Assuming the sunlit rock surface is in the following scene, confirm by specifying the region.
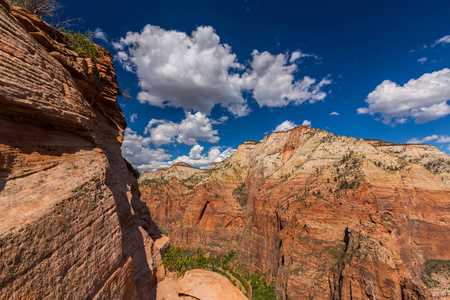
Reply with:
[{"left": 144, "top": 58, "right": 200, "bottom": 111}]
[
  {"left": 140, "top": 126, "right": 450, "bottom": 299},
  {"left": 0, "top": 3, "right": 168, "bottom": 299}
]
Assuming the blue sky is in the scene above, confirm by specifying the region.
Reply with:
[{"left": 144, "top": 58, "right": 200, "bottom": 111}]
[{"left": 58, "top": 0, "right": 450, "bottom": 170}]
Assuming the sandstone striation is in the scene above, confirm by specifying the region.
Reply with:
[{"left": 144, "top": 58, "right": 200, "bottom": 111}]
[
  {"left": 140, "top": 126, "right": 450, "bottom": 299},
  {"left": 0, "top": 4, "right": 168, "bottom": 299}
]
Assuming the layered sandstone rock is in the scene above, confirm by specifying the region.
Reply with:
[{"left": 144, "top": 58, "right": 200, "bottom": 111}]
[
  {"left": 162, "top": 269, "right": 248, "bottom": 300},
  {"left": 140, "top": 126, "right": 450, "bottom": 300},
  {"left": 0, "top": 4, "right": 168, "bottom": 299}
]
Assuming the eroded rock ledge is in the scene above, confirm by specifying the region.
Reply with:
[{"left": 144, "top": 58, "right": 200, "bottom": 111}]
[{"left": 0, "top": 3, "right": 168, "bottom": 299}]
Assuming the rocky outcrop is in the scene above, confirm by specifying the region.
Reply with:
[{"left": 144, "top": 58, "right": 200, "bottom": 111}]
[
  {"left": 140, "top": 162, "right": 206, "bottom": 183},
  {"left": 140, "top": 126, "right": 450, "bottom": 299},
  {"left": 163, "top": 269, "right": 248, "bottom": 300},
  {"left": 0, "top": 4, "right": 168, "bottom": 299}
]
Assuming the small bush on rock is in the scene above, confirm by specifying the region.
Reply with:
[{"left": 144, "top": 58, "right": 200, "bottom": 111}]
[{"left": 63, "top": 29, "right": 103, "bottom": 61}]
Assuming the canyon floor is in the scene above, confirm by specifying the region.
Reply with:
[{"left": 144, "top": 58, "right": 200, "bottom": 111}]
[{"left": 1, "top": 1, "right": 449, "bottom": 299}]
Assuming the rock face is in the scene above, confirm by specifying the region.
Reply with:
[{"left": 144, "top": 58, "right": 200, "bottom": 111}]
[
  {"left": 163, "top": 269, "right": 248, "bottom": 300},
  {"left": 140, "top": 126, "right": 450, "bottom": 300},
  {"left": 0, "top": 4, "right": 168, "bottom": 299}
]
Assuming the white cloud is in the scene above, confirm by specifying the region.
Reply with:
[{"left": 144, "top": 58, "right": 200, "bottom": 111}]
[
  {"left": 121, "top": 128, "right": 170, "bottom": 167},
  {"left": 240, "top": 50, "right": 331, "bottom": 108},
  {"left": 357, "top": 68, "right": 450, "bottom": 124},
  {"left": 114, "top": 51, "right": 132, "bottom": 71},
  {"left": 407, "top": 135, "right": 439, "bottom": 144},
  {"left": 330, "top": 111, "right": 339, "bottom": 116},
  {"left": 417, "top": 57, "right": 427, "bottom": 64},
  {"left": 289, "top": 51, "right": 318, "bottom": 63},
  {"left": 216, "top": 116, "right": 229, "bottom": 123},
  {"left": 115, "top": 25, "right": 248, "bottom": 116},
  {"left": 130, "top": 113, "right": 137, "bottom": 123},
  {"left": 144, "top": 111, "right": 220, "bottom": 146},
  {"left": 121, "top": 128, "right": 235, "bottom": 171},
  {"left": 93, "top": 28, "right": 108, "bottom": 43},
  {"left": 170, "top": 145, "right": 236, "bottom": 169},
  {"left": 273, "top": 120, "right": 297, "bottom": 132},
  {"left": 407, "top": 134, "right": 450, "bottom": 144},
  {"left": 302, "top": 120, "right": 311, "bottom": 126},
  {"left": 115, "top": 25, "right": 331, "bottom": 116},
  {"left": 437, "top": 136, "right": 450, "bottom": 143},
  {"left": 433, "top": 35, "right": 450, "bottom": 46}
]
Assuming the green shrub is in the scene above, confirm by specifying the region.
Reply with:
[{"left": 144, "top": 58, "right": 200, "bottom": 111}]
[
  {"left": 231, "top": 269, "right": 249, "bottom": 291},
  {"left": 163, "top": 247, "right": 210, "bottom": 276},
  {"left": 63, "top": 30, "right": 103, "bottom": 61},
  {"left": 233, "top": 183, "right": 246, "bottom": 196},
  {"left": 162, "top": 247, "right": 277, "bottom": 299},
  {"left": 248, "top": 273, "right": 277, "bottom": 300}
]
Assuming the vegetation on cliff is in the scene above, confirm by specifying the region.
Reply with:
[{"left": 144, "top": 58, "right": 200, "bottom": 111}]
[
  {"left": 8, "top": 0, "right": 102, "bottom": 61},
  {"left": 421, "top": 259, "right": 450, "bottom": 289},
  {"left": 163, "top": 247, "right": 276, "bottom": 299},
  {"left": 62, "top": 29, "right": 103, "bottom": 61}
]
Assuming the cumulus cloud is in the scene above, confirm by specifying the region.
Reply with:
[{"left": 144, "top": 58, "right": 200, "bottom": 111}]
[
  {"left": 273, "top": 120, "right": 297, "bottom": 132},
  {"left": 330, "top": 111, "right": 339, "bottom": 116},
  {"left": 93, "top": 28, "right": 108, "bottom": 43},
  {"left": 357, "top": 68, "right": 450, "bottom": 124},
  {"left": 115, "top": 25, "right": 247, "bottom": 116},
  {"left": 302, "top": 120, "right": 311, "bottom": 126},
  {"left": 433, "top": 35, "right": 450, "bottom": 46},
  {"left": 417, "top": 57, "right": 427, "bottom": 64},
  {"left": 121, "top": 128, "right": 235, "bottom": 171},
  {"left": 240, "top": 50, "right": 331, "bottom": 108},
  {"left": 130, "top": 113, "right": 137, "bottom": 123},
  {"left": 169, "top": 145, "right": 236, "bottom": 169},
  {"left": 121, "top": 128, "right": 170, "bottom": 167},
  {"left": 144, "top": 112, "right": 220, "bottom": 146},
  {"left": 407, "top": 134, "right": 450, "bottom": 144},
  {"left": 115, "top": 25, "right": 331, "bottom": 116}
]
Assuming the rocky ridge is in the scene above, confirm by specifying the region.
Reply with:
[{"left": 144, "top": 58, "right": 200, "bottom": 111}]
[
  {"left": 140, "top": 126, "right": 450, "bottom": 299},
  {"left": 0, "top": 2, "right": 168, "bottom": 299}
]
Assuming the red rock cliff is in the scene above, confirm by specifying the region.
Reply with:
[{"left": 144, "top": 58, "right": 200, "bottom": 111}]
[
  {"left": 140, "top": 126, "right": 450, "bottom": 300},
  {"left": 0, "top": 2, "right": 168, "bottom": 299}
]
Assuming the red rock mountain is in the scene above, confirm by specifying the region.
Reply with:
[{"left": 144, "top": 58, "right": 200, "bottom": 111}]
[
  {"left": 0, "top": 2, "right": 168, "bottom": 299},
  {"left": 140, "top": 126, "right": 450, "bottom": 299},
  {"left": 1, "top": 2, "right": 449, "bottom": 299}
]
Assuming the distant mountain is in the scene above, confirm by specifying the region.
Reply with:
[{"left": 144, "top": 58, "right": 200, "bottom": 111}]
[{"left": 140, "top": 125, "right": 450, "bottom": 299}]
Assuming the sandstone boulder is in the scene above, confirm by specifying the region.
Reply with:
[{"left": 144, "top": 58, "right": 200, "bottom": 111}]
[{"left": 163, "top": 269, "right": 248, "bottom": 300}]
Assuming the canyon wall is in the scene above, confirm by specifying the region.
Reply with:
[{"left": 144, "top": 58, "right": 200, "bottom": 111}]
[
  {"left": 0, "top": 2, "right": 168, "bottom": 299},
  {"left": 140, "top": 126, "right": 450, "bottom": 300}
]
